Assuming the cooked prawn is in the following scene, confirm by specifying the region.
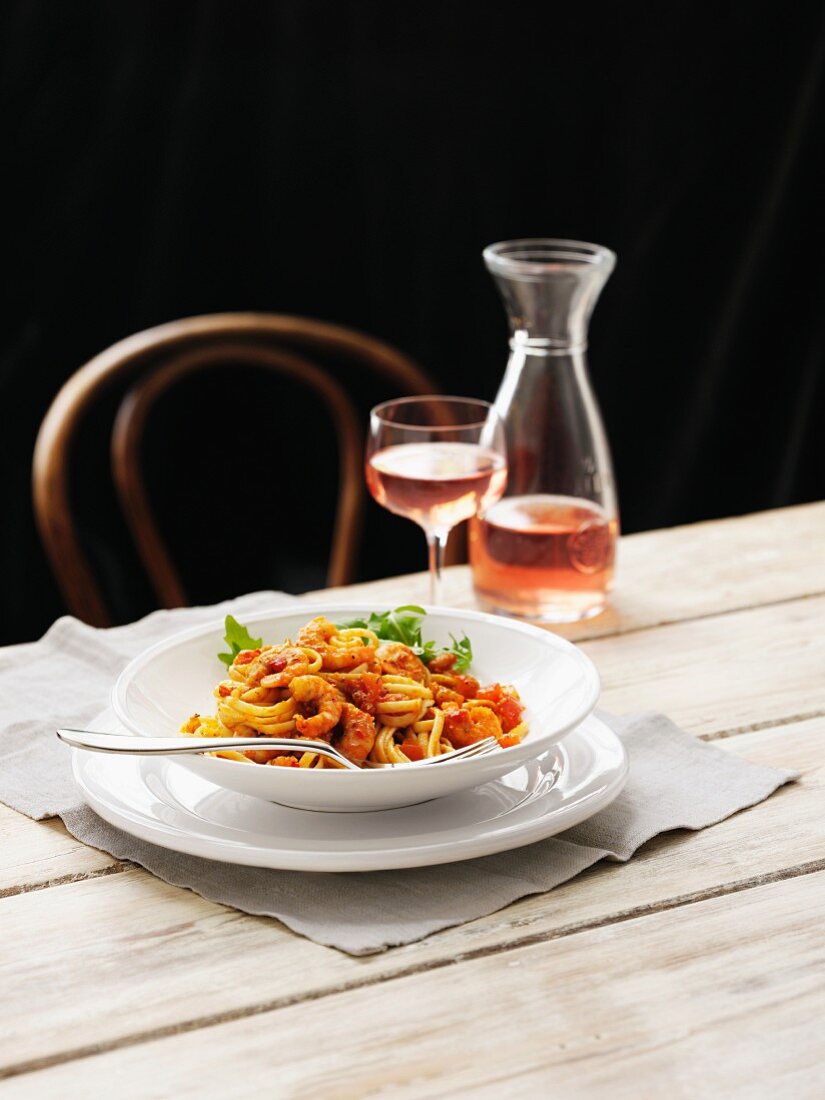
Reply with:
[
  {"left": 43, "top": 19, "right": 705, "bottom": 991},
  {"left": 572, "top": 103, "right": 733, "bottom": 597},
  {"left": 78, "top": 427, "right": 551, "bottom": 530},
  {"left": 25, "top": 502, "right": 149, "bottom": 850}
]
[
  {"left": 258, "top": 646, "right": 321, "bottom": 688},
  {"left": 320, "top": 645, "right": 377, "bottom": 671},
  {"left": 295, "top": 616, "right": 338, "bottom": 649},
  {"left": 230, "top": 646, "right": 273, "bottom": 684},
  {"left": 335, "top": 702, "right": 376, "bottom": 763},
  {"left": 290, "top": 675, "right": 344, "bottom": 738},
  {"left": 295, "top": 615, "right": 376, "bottom": 671},
  {"left": 376, "top": 643, "right": 430, "bottom": 684},
  {"left": 442, "top": 703, "right": 502, "bottom": 748}
]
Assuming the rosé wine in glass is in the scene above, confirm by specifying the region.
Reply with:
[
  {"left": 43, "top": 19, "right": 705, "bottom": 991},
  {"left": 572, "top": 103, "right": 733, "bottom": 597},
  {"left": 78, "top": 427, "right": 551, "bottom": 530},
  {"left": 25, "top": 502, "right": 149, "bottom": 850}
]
[
  {"left": 366, "top": 398, "right": 507, "bottom": 604},
  {"left": 366, "top": 442, "right": 507, "bottom": 532}
]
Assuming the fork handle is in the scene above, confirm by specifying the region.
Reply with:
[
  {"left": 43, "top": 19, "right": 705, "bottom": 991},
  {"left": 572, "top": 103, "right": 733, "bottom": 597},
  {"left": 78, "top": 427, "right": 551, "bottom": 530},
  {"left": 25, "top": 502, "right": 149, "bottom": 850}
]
[{"left": 57, "top": 729, "right": 340, "bottom": 757}]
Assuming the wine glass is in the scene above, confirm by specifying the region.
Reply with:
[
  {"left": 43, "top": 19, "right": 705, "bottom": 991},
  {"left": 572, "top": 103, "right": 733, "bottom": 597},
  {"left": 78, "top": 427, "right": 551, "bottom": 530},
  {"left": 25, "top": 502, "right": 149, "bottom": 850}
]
[{"left": 366, "top": 396, "right": 508, "bottom": 604}]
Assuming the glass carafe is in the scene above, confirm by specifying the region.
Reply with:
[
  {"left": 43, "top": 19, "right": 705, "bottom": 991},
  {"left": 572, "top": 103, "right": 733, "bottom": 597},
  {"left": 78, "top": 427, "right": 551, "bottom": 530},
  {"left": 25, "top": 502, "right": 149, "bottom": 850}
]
[{"left": 469, "top": 238, "right": 619, "bottom": 622}]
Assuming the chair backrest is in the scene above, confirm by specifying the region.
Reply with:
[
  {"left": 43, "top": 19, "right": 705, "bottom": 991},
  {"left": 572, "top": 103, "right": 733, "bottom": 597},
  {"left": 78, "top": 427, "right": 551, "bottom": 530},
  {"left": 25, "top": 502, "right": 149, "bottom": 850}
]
[{"left": 33, "top": 312, "right": 436, "bottom": 626}]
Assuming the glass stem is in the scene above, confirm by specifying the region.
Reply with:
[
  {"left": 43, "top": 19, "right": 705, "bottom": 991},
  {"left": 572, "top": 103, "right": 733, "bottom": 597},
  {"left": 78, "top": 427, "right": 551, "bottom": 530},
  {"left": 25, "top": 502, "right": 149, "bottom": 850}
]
[{"left": 426, "top": 530, "right": 449, "bottom": 605}]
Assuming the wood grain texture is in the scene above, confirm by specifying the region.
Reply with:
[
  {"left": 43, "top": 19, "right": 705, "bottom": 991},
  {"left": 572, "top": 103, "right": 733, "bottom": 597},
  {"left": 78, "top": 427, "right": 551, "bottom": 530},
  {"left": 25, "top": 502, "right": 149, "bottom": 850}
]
[
  {"left": 313, "top": 500, "right": 825, "bottom": 642},
  {"left": 7, "top": 870, "right": 824, "bottom": 1098},
  {"left": 3, "top": 504, "right": 825, "bottom": 1091},
  {"left": 0, "top": 719, "right": 820, "bottom": 1077},
  {"left": 0, "top": 804, "right": 118, "bottom": 895},
  {"left": 588, "top": 595, "right": 825, "bottom": 737}
]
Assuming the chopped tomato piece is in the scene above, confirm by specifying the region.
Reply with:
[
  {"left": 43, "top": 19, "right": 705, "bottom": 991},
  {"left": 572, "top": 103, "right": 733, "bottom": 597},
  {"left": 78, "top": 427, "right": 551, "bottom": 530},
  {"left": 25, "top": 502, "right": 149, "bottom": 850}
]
[
  {"left": 343, "top": 673, "right": 385, "bottom": 716},
  {"left": 217, "top": 683, "right": 232, "bottom": 698},
  {"left": 497, "top": 697, "right": 524, "bottom": 733},
  {"left": 476, "top": 683, "right": 504, "bottom": 703},
  {"left": 498, "top": 734, "right": 521, "bottom": 749},
  {"left": 400, "top": 742, "right": 425, "bottom": 761}
]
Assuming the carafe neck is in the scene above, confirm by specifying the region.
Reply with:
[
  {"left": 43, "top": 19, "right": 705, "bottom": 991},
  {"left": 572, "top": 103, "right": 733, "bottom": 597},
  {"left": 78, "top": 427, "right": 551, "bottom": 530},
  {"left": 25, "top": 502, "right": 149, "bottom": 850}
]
[
  {"left": 484, "top": 238, "right": 615, "bottom": 353},
  {"left": 509, "top": 334, "right": 588, "bottom": 356},
  {"left": 495, "top": 341, "right": 589, "bottom": 421}
]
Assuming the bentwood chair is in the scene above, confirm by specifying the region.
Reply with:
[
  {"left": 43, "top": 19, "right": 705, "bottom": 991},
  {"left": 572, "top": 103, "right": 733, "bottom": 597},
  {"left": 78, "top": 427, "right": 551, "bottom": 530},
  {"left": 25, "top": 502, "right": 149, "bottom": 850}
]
[{"left": 33, "top": 313, "right": 437, "bottom": 627}]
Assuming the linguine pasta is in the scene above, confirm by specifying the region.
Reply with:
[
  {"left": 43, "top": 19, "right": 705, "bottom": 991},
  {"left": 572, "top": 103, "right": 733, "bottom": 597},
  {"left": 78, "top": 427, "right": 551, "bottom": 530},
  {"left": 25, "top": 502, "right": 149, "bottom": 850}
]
[{"left": 181, "top": 615, "right": 527, "bottom": 768}]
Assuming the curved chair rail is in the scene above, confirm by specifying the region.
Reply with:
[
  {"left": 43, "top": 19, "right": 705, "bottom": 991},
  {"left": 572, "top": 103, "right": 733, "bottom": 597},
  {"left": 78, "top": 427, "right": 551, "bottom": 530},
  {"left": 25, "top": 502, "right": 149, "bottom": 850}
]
[{"left": 33, "top": 313, "right": 435, "bottom": 625}]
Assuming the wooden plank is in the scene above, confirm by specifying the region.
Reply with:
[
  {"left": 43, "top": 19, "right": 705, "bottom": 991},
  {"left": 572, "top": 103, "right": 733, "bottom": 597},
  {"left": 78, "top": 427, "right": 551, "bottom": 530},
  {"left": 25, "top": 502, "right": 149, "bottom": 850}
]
[
  {"left": 7, "top": 869, "right": 824, "bottom": 1098},
  {"left": 588, "top": 594, "right": 825, "bottom": 737},
  {"left": 0, "top": 717, "right": 820, "bottom": 1077},
  {"left": 310, "top": 501, "right": 825, "bottom": 642},
  {"left": 0, "top": 804, "right": 119, "bottom": 896}
]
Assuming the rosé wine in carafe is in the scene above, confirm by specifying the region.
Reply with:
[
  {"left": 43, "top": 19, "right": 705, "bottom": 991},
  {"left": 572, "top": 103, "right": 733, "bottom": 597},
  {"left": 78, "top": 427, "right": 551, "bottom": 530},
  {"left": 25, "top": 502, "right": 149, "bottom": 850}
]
[{"left": 470, "top": 239, "right": 619, "bottom": 622}]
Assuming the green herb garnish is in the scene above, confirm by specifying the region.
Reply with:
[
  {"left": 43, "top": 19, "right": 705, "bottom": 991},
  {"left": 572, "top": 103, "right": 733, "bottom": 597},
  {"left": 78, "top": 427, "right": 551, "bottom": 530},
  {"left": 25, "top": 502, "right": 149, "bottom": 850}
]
[
  {"left": 217, "top": 607, "right": 473, "bottom": 672},
  {"left": 337, "top": 605, "right": 473, "bottom": 672},
  {"left": 444, "top": 631, "right": 473, "bottom": 673},
  {"left": 218, "top": 615, "right": 263, "bottom": 667}
]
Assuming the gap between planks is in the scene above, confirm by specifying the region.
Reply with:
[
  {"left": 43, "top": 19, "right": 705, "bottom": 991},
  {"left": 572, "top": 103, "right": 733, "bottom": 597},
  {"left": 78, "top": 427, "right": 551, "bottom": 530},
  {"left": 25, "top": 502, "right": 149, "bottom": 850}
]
[
  {"left": 0, "top": 861, "right": 130, "bottom": 901},
  {"left": 2, "top": 855, "right": 823, "bottom": 1083},
  {"left": 699, "top": 707, "right": 825, "bottom": 741}
]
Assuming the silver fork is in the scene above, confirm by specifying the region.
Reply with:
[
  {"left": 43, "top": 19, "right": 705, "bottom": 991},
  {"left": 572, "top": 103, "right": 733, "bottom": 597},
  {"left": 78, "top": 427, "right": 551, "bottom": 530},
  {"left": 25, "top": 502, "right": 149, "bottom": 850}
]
[
  {"left": 56, "top": 729, "right": 361, "bottom": 770},
  {"left": 56, "top": 729, "right": 499, "bottom": 770}
]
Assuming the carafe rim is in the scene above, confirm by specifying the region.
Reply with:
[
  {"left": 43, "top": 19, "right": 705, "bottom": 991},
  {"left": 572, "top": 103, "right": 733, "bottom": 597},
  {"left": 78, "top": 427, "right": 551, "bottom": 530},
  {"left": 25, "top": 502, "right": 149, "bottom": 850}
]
[{"left": 484, "top": 238, "right": 616, "bottom": 279}]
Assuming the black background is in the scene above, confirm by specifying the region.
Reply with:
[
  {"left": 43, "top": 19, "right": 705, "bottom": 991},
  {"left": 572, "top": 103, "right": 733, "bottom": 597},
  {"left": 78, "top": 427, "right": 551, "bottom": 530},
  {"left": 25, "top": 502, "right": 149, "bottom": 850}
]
[{"left": 3, "top": 1, "right": 824, "bottom": 644}]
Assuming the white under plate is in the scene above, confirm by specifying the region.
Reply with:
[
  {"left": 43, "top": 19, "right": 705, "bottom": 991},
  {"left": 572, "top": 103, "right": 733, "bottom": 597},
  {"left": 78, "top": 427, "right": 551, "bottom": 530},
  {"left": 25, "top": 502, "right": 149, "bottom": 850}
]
[{"left": 72, "top": 714, "right": 627, "bottom": 872}]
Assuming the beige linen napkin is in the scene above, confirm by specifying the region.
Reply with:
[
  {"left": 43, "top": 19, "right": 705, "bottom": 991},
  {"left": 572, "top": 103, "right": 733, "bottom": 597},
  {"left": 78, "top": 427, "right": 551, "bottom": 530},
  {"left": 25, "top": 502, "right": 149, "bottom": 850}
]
[{"left": 0, "top": 594, "right": 795, "bottom": 956}]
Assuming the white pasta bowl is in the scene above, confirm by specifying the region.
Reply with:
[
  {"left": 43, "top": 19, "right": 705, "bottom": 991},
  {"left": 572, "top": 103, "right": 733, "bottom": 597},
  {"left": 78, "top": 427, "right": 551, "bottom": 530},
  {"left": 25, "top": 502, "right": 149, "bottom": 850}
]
[{"left": 112, "top": 604, "right": 601, "bottom": 812}]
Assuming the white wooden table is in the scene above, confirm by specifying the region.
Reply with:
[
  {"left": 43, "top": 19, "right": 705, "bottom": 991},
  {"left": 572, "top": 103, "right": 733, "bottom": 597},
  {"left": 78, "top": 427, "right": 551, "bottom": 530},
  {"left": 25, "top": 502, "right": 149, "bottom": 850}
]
[{"left": 2, "top": 503, "right": 825, "bottom": 1097}]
